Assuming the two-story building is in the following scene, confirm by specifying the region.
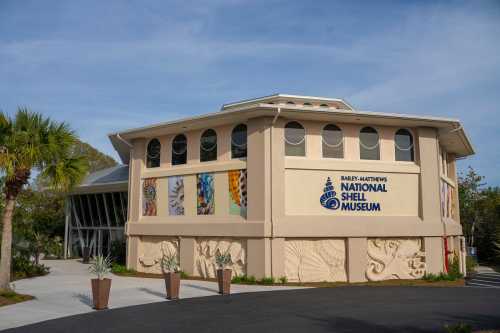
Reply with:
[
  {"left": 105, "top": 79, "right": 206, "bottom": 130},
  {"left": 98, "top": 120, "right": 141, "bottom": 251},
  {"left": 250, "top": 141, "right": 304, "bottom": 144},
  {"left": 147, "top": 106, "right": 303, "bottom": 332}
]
[{"left": 102, "top": 94, "right": 473, "bottom": 283}]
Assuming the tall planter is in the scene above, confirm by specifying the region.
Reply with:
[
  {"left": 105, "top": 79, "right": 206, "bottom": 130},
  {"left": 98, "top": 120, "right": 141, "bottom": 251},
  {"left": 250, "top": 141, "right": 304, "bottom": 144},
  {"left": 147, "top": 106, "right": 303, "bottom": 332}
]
[
  {"left": 82, "top": 247, "right": 90, "bottom": 264},
  {"left": 164, "top": 272, "right": 181, "bottom": 300},
  {"left": 217, "top": 269, "right": 232, "bottom": 295},
  {"left": 91, "top": 278, "right": 111, "bottom": 310}
]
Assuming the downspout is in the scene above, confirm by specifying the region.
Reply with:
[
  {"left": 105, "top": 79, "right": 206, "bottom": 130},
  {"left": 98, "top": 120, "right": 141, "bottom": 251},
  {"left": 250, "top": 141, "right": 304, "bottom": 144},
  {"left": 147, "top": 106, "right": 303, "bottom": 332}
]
[
  {"left": 116, "top": 133, "right": 134, "bottom": 267},
  {"left": 270, "top": 107, "right": 281, "bottom": 277}
]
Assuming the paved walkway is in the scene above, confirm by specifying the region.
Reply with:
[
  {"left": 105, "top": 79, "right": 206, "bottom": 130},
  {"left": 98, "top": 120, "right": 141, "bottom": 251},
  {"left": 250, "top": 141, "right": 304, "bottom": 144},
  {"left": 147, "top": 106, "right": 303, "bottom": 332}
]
[
  {"left": 4, "top": 286, "right": 500, "bottom": 333},
  {"left": 466, "top": 265, "right": 500, "bottom": 288},
  {"left": 0, "top": 260, "right": 302, "bottom": 331}
]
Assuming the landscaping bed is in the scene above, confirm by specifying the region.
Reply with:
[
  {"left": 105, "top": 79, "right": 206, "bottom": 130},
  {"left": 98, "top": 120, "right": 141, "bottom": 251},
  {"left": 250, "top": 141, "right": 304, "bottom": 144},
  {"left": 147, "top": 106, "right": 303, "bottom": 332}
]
[
  {"left": 111, "top": 264, "right": 465, "bottom": 287},
  {"left": 0, "top": 290, "right": 34, "bottom": 307}
]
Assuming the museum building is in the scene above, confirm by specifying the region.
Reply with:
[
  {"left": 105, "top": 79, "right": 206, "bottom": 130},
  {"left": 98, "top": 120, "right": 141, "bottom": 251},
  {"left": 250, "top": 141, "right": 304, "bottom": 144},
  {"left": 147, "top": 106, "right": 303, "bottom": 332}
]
[{"left": 102, "top": 94, "right": 474, "bottom": 282}]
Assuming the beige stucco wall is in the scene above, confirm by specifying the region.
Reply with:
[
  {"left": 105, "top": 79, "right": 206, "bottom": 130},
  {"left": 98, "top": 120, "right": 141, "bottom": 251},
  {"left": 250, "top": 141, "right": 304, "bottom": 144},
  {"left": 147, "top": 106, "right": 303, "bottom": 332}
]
[
  {"left": 285, "top": 170, "right": 419, "bottom": 216},
  {"left": 124, "top": 113, "right": 463, "bottom": 280}
]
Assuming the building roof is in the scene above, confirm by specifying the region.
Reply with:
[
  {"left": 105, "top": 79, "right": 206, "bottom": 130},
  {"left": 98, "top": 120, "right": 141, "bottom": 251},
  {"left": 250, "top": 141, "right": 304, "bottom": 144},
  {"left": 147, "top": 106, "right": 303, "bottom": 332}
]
[
  {"left": 71, "top": 165, "right": 129, "bottom": 194},
  {"left": 108, "top": 94, "right": 475, "bottom": 164},
  {"left": 221, "top": 94, "right": 355, "bottom": 111}
]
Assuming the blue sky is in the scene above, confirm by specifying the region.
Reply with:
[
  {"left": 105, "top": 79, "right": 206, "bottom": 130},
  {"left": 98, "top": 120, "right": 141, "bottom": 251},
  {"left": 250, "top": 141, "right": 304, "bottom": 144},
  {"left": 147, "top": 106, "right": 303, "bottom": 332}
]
[{"left": 1, "top": 0, "right": 499, "bottom": 185}]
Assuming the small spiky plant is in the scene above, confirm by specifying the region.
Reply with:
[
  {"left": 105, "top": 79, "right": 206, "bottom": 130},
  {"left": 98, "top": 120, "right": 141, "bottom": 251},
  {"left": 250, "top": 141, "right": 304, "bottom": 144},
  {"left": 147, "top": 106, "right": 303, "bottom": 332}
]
[
  {"left": 215, "top": 250, "right": 231, "bottom": 270},
  {"left": 161, "top": 252, "right": 179, "bottom": 273},
  {"left": 89, "top": 255, "right": 112, "bottom": 280}
]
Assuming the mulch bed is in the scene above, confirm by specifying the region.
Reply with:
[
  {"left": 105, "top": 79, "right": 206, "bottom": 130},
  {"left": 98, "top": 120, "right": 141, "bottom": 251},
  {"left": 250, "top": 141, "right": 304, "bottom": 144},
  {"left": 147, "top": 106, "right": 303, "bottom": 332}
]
[{"left": 0, "top": 291, "right": 34, "bottom": 307}]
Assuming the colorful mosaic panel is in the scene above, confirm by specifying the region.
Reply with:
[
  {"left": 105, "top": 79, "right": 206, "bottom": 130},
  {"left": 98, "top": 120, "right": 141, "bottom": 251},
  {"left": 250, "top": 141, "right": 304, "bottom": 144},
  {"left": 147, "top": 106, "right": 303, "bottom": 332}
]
[
  {"left": 143, "top": 178, "right": 157, "bottom": 216},
  {"left": 168, "top": 176, "right": 185, "bottom": 216},
  {"left": 228, "top": 169, "right": 247, "bottom": 217},
  {"left": 197, "top": 173, "right": 215, "bottom": 215}
]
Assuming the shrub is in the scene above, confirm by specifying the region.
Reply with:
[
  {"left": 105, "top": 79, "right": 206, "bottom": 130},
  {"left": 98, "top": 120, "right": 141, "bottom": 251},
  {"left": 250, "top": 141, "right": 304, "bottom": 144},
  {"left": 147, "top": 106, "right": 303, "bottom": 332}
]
[
  {"left": 258, "top": 277, "right": 275, "bottom": 285},
  {"left": 11, "top": 255, "right": 50, "bottom": 280},
  {"left": 111, "top": 263, "right": 136, "bottom": 275},
  {"left": 465, "top": 256, "right": 477, "bottom": 274},
  {"left": 110, "top": 240, "right": 126, "bottom": 265},
  {"left": 231, "top": 275, "right": 257, "bottom": 284},
  {"left": 279, "top": 276, "right": 288, "bottom": 284},
  {"left": 180, "top": 271, "right": 189, "bottom": 279},
  {"left": 448, "top": 254, "right": 463, "bottom": 280}
]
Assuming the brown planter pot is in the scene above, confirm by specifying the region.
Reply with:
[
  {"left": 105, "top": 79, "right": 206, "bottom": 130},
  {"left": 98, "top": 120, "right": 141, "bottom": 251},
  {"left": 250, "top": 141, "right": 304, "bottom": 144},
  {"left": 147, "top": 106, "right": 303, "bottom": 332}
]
[
  {"left": 164, "top": 272, "right": 181, "bottom": 300},
  {"left": 82, "top": 247, "right": 90, "bottom": 264},
  {"left": 91, "top": 278, "right": 111, "bottom": 310},
  {"left": 217, "top": 269, "right": 232, "bottom": 295}
]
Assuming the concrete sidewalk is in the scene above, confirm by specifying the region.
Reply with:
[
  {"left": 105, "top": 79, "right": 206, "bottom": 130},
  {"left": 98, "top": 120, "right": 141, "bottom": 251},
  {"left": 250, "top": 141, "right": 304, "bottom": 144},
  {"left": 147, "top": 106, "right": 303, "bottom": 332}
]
[{"left": 0, "top": 260, "right": 302, "bottom": 331}]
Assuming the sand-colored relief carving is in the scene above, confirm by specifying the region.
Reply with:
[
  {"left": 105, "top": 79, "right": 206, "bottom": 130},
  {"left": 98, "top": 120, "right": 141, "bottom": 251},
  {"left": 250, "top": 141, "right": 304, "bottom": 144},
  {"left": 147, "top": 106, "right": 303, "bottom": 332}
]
[
  {"left": 285, "top": 239, "right": 347, "bottom": 282},
  {"left": 366, "top": 238, "right": 426, "bottom": 281},
  {"left": 137, "top": 236, "right": 179, "bottom": 274},
  {"left": 194, "top": 238, "right": 246, "bottom": 278}
]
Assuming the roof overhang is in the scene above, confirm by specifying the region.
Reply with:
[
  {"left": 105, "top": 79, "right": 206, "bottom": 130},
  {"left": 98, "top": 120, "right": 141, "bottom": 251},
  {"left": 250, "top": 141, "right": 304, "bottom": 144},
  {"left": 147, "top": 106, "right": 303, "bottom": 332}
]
[{"left": 109, "top": 103, "right": 474, "bottom": 164}]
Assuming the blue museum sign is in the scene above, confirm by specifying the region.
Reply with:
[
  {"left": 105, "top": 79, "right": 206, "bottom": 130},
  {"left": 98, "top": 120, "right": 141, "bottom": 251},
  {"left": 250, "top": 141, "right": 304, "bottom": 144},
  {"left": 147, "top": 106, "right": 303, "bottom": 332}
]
[{"left": 320, "top": 176, "right": 387, "bottom": 212}]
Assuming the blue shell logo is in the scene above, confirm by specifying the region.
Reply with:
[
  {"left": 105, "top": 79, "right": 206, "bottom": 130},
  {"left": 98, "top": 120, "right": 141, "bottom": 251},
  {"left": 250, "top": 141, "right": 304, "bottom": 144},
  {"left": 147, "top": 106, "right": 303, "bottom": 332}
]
[{"left": 320, "top": 177, "right": 340, "bottom": 210}]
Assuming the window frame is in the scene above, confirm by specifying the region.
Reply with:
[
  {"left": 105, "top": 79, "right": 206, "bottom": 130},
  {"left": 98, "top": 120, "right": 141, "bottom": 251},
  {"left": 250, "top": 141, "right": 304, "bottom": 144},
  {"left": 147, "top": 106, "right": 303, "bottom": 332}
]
[
  {"left": 231, "top": 123, "right": 247, "bottom": 159},
  {"left": 284, "top": 121, "right": 307, "bottom": 157},
  {"left": 321, "top": 123, "right": 344, "bottom": 159},
  {"left": 359, "top": 126, "right": 380, "bottom": 161},
  {"left": 171, "top": 133, "right": 188, "bottom": 166},
  {"left": 394, "top": 128, "right": 415, "bottom": 162},
  {"left": 199, "top": 128, "right": 218, "bottom": 162},
  {"left": 145, "top": 138, "right": 161, "bottom": 168}
]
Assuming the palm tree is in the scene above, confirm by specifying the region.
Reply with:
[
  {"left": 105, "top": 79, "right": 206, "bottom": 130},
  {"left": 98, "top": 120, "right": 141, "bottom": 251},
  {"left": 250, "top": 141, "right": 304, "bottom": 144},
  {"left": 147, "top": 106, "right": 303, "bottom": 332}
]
[{"left": 0, "top": 108, "right": 88, "bottom": 291}]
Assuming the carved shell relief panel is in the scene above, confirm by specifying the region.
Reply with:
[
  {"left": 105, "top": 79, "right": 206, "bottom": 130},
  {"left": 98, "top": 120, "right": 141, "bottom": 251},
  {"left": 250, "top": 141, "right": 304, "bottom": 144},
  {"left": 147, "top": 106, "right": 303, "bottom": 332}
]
[
  {"left": 285, "top": 239, "right": 347, "bottom": 282},
  {"left": 194, "top": 238, "right": 246, "bottom": 278},
  {"left": 138, "top": 236, "right": 179, "bottom": 274},
  {"left": 366, "top": 238, "right": 426, "bottom": 281}
]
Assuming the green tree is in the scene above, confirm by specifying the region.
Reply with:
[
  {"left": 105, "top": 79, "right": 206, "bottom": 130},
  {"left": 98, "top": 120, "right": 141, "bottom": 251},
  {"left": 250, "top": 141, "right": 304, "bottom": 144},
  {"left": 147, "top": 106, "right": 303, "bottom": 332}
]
[
  {"left": 459, "top": 167, "right": 500, "bottom": 264},
  {"left": 474, "top": 187, "right": 500, "bottom": 263},
  {"left": 458, "top": 167, "right": 485, "bottom": 247},
  {"left": 34, "top": 139, "right": 116, "bottom": 190},
  {"left": 0, "top": 108, "right": 88, "bottom": 291},
  {"left": 73, "top": 140, "right": 117, "bottom": 173}
]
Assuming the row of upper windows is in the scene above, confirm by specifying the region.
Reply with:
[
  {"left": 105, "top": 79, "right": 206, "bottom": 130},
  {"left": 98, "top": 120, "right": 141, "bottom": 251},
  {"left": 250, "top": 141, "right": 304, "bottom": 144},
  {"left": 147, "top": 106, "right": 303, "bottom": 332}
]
[
  {"left": 284, "top": 121, "right": 414, "bottom": 161},
  {"left": 145, "top": 122, "right": 415, "bottom": 168},
  {"left": 146, "top": 124, "right": 247, "bottom": 168}
]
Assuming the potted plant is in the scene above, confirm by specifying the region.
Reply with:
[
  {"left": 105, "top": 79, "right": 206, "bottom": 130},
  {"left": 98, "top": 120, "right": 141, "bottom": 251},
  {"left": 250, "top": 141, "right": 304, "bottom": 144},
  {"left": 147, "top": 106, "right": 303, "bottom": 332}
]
[
  {"left": 161, "top": 252, "right": 180, "bottom": 300},
  {"left": 215, "top": 251, "right": 232, "bottom": 295},
  {"left": 89, "top": 255, "right": 112, "bottom": 310}
]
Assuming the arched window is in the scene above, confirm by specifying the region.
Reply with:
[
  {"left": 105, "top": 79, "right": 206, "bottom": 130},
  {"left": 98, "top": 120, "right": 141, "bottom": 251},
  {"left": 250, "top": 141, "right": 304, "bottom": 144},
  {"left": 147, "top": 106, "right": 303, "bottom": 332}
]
[
  {"left": 320, "top": 103, "right": 329, "bottom": 107},
  {"left": 171, "top": 134, "right": 187, "bottom": 165},
  {"left": 395, "top": 129, "right": 414, "bottom": 161},
  {"left": 231, "top": 124, "right": 247, "bottom": 159},
  {"left": 285, "top": 121, "right": 306, "bottom": 156},
  {"left": 359, "top": 127, "right": 380, "bottom": 160},
  {"left": 286, "top": 101, "right": 295, "bottom": 105},
  {"left": 303, "top": 102, "right": 312, "bottom": 106},
  {"left": 146, "top": 138, "right": 161, "bottom": 168},
  {"left": 200, "top": 129, "right": 217, "bottom": 162},
  {"left": 322, "top": 124, "right": 344, "bottom": 158}
]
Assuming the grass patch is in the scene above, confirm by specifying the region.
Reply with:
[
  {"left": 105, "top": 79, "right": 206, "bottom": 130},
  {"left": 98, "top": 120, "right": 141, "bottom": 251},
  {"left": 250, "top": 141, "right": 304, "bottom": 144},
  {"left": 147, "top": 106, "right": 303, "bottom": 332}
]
[{"left": 0, "top": 290, "right": 34, "bottom": 307}]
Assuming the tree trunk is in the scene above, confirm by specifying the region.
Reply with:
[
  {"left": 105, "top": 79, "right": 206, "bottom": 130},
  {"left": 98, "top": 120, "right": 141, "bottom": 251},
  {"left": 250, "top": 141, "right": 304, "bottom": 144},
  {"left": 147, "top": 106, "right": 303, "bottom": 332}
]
[{"left": 0, "top": 198, "right": 16, "bottom": 291}]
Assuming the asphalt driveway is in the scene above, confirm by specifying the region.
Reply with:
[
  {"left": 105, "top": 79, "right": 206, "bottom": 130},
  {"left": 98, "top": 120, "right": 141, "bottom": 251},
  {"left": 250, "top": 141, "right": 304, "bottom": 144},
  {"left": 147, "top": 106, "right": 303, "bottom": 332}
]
[{"left": 5, "top": 286, "right": 500, "bottom": 333}]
